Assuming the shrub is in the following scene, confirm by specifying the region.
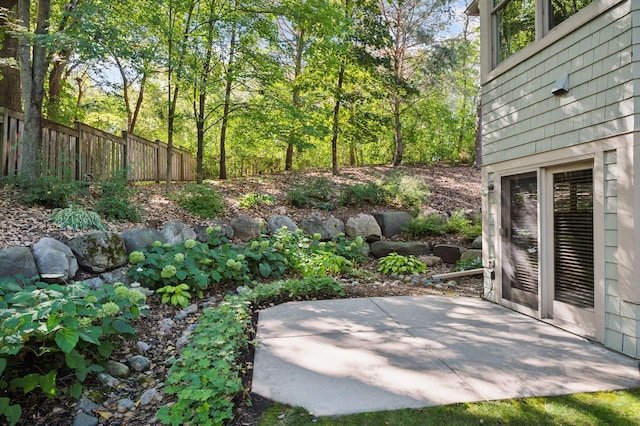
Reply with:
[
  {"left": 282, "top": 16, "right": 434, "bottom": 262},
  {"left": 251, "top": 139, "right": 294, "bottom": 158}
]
[
  {"left": 402, "top": 215, "right": 447, "bottom": 237},
  {"left": 446, "top": 210, "right": 482, "bottom": 241},
  {"left": 285, "top": 177, "right": 336, "bottom": 209},
  {"left": 9, "top": 174, "right": 80, "bottom": 209},
  {"left": 50, "top": 205, "right": 109, "bottom": 231},
  {"left": 95, "top": 171, "right": 142, "bottom": 222},
  {"left": 382, "top": 172, "right": 430, "bottom": 215},
  {"left": 338, "top": 182, "right": 387, "bottom": 206},
  {"left": 455, "top": 257, "right": 483, "bottom": 271},
  {"left": 377, "top": 252, "right": 426, "bottom": 275},
  {"left": 171, "top": 183, "right": 224, "bottom": 218},
  {"left": 238, "top": 193, "right": 274, "bottom": 209},
  {"left": 0, "top": 280, "right": 144, "bottom": 426}
]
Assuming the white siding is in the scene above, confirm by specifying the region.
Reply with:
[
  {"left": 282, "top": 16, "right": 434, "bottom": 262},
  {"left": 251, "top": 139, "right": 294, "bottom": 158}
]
[{"left": 481, "top": 3, "right": 633, "bottom": 166}]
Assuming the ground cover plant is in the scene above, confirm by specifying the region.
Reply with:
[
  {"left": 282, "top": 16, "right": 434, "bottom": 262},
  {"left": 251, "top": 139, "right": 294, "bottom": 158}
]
[
  {"left": 50, "top": 204, "right": 109, "bottom": 231},
  {"left": 0, "top": 280, "right": 146, "bottom": 426},
  {"left": 403, "top": 209, "right": 481, "bottom": 240},
  {"left": 170, "top": 183, "right": 224, "bottom": 218},
  {"left": 258, "top": 389, "right": 640, "bottom": 425}
]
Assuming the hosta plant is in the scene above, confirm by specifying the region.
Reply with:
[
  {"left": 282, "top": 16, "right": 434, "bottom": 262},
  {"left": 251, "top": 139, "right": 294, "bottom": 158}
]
[
  {"left": 50, "top": 204, "right": 109, "bottom": 231},
  {"left": 377, "top": 252, "right": 427, "bottom": 275}
]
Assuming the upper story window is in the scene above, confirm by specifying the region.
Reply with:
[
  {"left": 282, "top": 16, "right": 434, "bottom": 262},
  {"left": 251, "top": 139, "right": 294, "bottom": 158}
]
[
  {"left": 494, "top": 0, "right": 535, "bottom": 64},
  {"left": 549, "top": 0, "right": 594, "bottom": 29},
  {"left": 492, "top": 0, "right": 595, "bottom": 65}
]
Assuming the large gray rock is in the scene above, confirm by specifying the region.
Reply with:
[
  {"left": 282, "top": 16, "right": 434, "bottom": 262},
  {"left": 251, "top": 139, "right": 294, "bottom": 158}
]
[
  {"left": 161, "top": 221, "right": 197, "bottom": 245},
  {"left": 230, "top": 214, "right": 262, "bottom": 241},
  {"left": 433, "top": 244, "right": 465, "bottom": 264},
  {"left": 346, "top": 214, "right": 382, "bottom": 242},
  {"left": 460, "top": 249, "right": 482, "bottom": 261},
  {"left": 32, "top": 237, "right": 78, "bottom": 281},
  {"left": 268, "top": 215, "right": 298, "bottom": 233},
  {"left": 194, "top": 220, "right": 234, "bottom": 243},
  {"left": 0, "top": 246, "right": 38, "bottom": 281},
  {"left": 373, "top": 211, "right": 412, "bottom": 237},
  {"left": 370, "top": 241, "right": 432, "bottom": 259},
  {"left": 471, "top": 236, "right": 482, "bottom": 249},
  {"left": 300, "top": 215, "right": 345, "bottom": 241},
  {"left": 324, "top": 217, "right": 345, "bottom": 240},
  {"left": 68, "top": 231, "right": 128, "bottom": 273},
  {"left": 121, "top": 228, "right": 166, "bottom": 254}
]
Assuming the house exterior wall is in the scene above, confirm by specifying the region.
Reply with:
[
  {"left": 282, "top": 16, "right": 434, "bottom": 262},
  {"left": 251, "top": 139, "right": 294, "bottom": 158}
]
[{"left": 478, "top": 0, "right": 640, "bottom": 356}]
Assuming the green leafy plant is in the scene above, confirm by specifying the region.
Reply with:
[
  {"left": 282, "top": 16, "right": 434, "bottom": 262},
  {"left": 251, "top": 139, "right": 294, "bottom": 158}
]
[
  {"left": 95, "top": 171, "right": 142, "bottom": 222},
  {"left": 8, "top": 174, "right": 81, "bottom": 209},
  {"left": 157, "top": 284, "right": 192, "bottom": 307},
  {"left": 157, "top": 277, "right": 345, "bottom": 426},
  {"left": 50, "top": 204, "right": 109, "bottom": 231},
  {"left": 377, "top": 252, "right": 427, "bottom": 275},
  {"left": 446, "top": 210, "right": 482, "bottom": 241},
  {"left": 455, "top": 257, "right": 483, "bottom": 271},
  {"left": 171, "top": 183, "right": 224, "bottom": 218},
  {"left": 0, "top": 280, "right": 144, "bottom": 426},
  {"left": 338, "top": 182, "right": 387, "bottom": 206},
  {"left": 382, "top": 172, "right": 430, "bottom": 215},
  {"left": 285, "top": 177, "right": 336, "bottom": 209},
  {"left": 402, "top": 214, "right": 448, "bottom": 237},
  {"left": 238, "top": 193, "right": 274, "bottom": 209}
]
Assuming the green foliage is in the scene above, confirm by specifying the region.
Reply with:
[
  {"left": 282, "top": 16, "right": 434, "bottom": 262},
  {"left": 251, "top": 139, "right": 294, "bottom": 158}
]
[
  {"left": 455, "top": 257, "right": 483, "bottom": 272},
  {"left": 238, "top": 193, "right": 275, "bottom": 209},
  {"left": 94, "top": 172, "right": 142, "bottom": 222},
  {"left": 402, "top": 214, "right": 447, "bottom": 237},
  {"left": 171, "top": 183, "right": 224, "bottom": 218},
  {"left": 382, "top": 172, "right": 430, "bottom": 215},
  {"left": 157, "top": 277, "right": 345, "bottom": 426},
  {"left": 157, "top": 284, "right": 192, "bottom": 307},
  {"left": 243, "top": 238, "right": 288, "bottom": 280},
  {"left": 338, "top": 183, "right": 387, "bottom": 206},
  {"left": 286, "top": 177, "right": 336, "bottom": 209},
  {"left": 50, "top": 205, "right": 109, "bottom": 231},
  {"left": 8, "top": 175, "right": 81, "bottom": 209},
  {"left": 0, "top": 280, "right": 144, "bottom": 425},
  {"left": 403, "top": 210, "right": 481, "bottom": 241},
  {"left": 377, "top": 253, "right": 426, "bottom": 275}
]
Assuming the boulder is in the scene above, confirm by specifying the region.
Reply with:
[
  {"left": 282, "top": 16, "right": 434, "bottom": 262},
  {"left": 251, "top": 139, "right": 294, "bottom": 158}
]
[
  {"left": 460, "top": 249, "right": 482, "bottom": 261},
  {"left": 346, "top": 213, "right": 381, "bottom": 242},
  {"left": 0, "top": 246, "right": 38, "bottom": 281},
  {"left": 268, "top": 215, "right": 298, "bottom": 233},
  {"left": 100, "top": 267, "right": 132, "bottom": 285},
  {"left": 471, "top": 236, "right": 482, "bottom": 249},
  {"left": 194, "top": 220, "right": 234, "bottom": 243},
  {"left": 300, "top": 215, "right": 345, "bottom": 241},
  {"left": 230, "top": 214, "right": 262, "bottom": 241},
  {"left": 418, "top": 255, "right": 443, "bottom": 267},
  {"left": 324, "top": 217, "right": 345, "bottom": 240},
  {"left": 120, "top": 228, "right": 166, "bottom": 254},
  {"left": 373, "top": 211, "right": 412, "bottom": 237},
  {"left": 161, "top": 221, "right": 197, "bottom": 245},
  {"left": 433, "top": 244, "right": 465, "bottom": 264},
  {"left": 32, "top": 237, "right": 79, "bottom": 282},
  {"left": 370, "top": 241, "right": 432, "bottom": 259},
  {"left": 68, "top": 231, "right": 128, "bottom": 273}
]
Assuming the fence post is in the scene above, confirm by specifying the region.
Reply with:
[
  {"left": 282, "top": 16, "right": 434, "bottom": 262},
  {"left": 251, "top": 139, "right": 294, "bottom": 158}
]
[
  {"left": 74, "top": 121, "right": 82, "bottom": 181},
  {"left": 121, "top": 131, "right": 129, "bottom": 181},
  {"left": 0, "top": 107, "right": 6, "bottom": 182},
  {"left": 155, "top": 140, "right": 161, "bottom": 183}
]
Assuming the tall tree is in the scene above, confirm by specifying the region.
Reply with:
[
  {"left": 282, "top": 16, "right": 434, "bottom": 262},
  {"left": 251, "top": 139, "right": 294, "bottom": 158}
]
[
  {"left": 378, "top": 0, "right": 451, "bottom": 166},
  {"left": 17, "top": 0, "right": 51, "bottom": 179},
  {"left": 0, "top": 0, "right": 21, "bottom": 111}
]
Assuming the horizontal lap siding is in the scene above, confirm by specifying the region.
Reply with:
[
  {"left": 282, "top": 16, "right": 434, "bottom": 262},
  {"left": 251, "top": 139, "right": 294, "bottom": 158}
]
[{"left": 481, "top": 3, "right": 632, "bottom": 165}]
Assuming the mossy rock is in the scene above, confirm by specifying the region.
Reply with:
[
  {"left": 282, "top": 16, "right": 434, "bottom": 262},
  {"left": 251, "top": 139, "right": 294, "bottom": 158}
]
[{"left": 68, "top": 231, "right": 128, "bottom": 273}]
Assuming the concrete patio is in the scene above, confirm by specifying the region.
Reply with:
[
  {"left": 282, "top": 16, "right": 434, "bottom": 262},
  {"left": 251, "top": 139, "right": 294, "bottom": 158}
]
[{"left": 252, "top": 296, "right": 640, "bottom": 416}]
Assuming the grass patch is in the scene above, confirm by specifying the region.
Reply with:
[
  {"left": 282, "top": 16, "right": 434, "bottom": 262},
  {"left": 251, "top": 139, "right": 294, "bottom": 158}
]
[{"left": 259, "top": 389, "right": 640, "bottom": 425}]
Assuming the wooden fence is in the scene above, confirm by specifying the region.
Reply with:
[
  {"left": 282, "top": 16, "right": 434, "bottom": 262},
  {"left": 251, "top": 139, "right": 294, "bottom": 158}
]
[{"left": 0, "top": 107, "right": 195, "bottom": 182}]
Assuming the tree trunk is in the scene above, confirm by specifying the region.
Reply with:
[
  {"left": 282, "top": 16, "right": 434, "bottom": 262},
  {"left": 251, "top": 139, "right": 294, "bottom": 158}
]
[
  {"left": 330, "top": 66, "right": 345, "bottom": 175},
  {"left": 392, "top": 98, "right": 403, "bottom": 167},
  {"left": 196, "top": 90, "right": 205, "bottom": 183},
  {"left": 285, "top": 27, "right": 305, "bottom": 172},
  {"left": 0, "top": 0, "right": 21, "bottom": 111},
  {"left": 18, "top": 0, "right": 50, "bottom": 179},
  {"left": 219, "top": 23, "right": 237, "bottom": 180}
]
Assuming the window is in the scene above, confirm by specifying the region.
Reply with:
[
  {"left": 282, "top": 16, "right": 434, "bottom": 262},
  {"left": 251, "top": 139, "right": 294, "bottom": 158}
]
[
  {"left": 492, "top": 0, "right": 596, "bottom": 65},
  {"left": 494, "top": 0, "right": 536, "bottom": 64}
]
